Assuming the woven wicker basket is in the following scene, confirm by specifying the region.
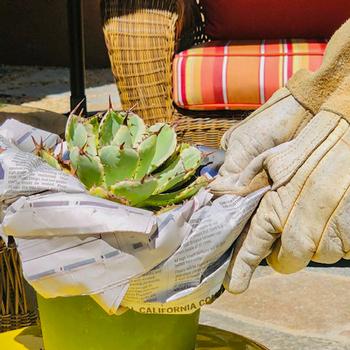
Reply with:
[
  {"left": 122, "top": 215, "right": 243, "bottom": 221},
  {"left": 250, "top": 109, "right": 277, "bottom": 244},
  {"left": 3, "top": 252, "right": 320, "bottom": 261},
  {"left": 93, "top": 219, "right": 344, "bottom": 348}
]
[
  {"left": 102, "top": 0, "right": 246, "bottom": 148},
  {"left": 0, "top": 237, "right": 37, "bottom": 333}
]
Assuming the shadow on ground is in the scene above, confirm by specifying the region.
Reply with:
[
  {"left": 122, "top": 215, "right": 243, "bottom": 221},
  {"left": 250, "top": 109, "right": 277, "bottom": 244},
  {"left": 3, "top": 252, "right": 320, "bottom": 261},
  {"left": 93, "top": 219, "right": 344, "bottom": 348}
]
[{"left": 0, "top": 65, "right": 120, "bottom": 113}]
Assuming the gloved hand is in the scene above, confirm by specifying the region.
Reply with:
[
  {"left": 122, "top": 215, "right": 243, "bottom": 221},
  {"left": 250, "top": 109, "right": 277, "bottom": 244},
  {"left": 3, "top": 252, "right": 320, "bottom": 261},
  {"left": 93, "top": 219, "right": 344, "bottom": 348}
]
[
  {"left": 210, "top": 19, "right": 350, "bottom": 196},
  {"left": 225, "top": 75, "right": 350, "bottom": 294}
]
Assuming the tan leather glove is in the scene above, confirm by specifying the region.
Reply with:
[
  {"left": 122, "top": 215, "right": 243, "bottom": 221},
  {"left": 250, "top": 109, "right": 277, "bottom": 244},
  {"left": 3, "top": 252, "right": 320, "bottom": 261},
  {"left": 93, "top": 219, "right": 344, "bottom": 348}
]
[
  {"left": 225, "top": 75, "right": 350, "bottom": 294},
  {"left": 210, "top": 19, "right": 350, "bottom": 197}
]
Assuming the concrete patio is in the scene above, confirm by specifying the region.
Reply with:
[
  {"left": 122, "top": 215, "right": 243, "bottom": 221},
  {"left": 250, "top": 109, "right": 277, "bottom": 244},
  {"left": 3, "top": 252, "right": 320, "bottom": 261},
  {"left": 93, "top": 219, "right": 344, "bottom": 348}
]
[
  {"left": 1, "top": 64, "right": 350, "bottom": 350},
  {"left": 201, "top": 266, "right": 350, "bottom": 350}
]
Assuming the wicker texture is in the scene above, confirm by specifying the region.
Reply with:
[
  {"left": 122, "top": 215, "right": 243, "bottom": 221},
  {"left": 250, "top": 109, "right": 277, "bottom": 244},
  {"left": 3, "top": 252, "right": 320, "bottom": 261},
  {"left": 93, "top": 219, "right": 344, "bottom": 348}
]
[
  {"left": 102, "top": 0, "right": 246, "bottom": 147},
  {"left": 0, "top": 237, "right": 37, "bottom": 333},
  {"left": 175, "top": 110, "right": 249, "bottom": 147},
  {"left": 103, "top": 0, "right": 179, "bottom": 124}
]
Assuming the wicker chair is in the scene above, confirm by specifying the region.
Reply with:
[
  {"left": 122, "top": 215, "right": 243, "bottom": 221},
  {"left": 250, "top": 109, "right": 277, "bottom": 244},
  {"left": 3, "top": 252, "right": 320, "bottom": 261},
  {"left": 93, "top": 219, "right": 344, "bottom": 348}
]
[{"left": 102, "top": 0, "right": 247, "bottom": 148}]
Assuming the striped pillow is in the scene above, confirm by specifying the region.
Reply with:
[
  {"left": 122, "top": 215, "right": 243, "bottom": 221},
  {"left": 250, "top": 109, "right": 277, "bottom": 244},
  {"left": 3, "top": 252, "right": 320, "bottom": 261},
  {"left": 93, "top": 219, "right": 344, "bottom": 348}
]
[{"left": 173, "top": 40, "right": 326, "bottom": 111}]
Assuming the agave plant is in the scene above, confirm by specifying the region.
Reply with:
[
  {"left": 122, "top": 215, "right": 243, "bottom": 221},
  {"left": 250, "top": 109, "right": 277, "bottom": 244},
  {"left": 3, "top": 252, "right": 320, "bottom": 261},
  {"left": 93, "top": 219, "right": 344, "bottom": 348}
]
[{"left": 34, "top": 105, "right": 208, "bottom": 209}]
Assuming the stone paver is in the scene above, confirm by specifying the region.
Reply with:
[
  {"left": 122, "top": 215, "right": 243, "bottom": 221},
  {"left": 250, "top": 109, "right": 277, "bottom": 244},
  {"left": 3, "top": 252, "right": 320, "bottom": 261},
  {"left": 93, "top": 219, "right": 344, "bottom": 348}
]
[
  {"left": 201, "top": 266, "right": 350, "bottom": 350},
  {"left": 200, "top": 307, "right": 350, "bottom": 350},
  {"left": 2, "top": 65, "right": 350, "bottom": 350}
]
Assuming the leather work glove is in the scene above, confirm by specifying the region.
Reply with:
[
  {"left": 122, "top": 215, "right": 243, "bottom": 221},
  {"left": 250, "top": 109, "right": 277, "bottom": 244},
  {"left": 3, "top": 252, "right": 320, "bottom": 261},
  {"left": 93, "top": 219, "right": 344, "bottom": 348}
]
[
  {"left": 210, "top": 19, "right": 350, "bottom": 196},
  {"left": 225, "top": 75, "right": 350, "bottom": 294}
]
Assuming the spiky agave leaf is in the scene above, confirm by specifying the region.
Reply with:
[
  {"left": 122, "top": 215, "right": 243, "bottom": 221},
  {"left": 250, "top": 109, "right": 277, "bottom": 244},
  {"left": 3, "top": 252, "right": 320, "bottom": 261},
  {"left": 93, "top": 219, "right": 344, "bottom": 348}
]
[
  {"left": 148, "top": 123, "right": 177, "bottom": 172},
  {"left": 182, "top": 146, "right": 203, "bottom": 169},
  {"left": 89, "top": 186, "right": 110, "bottom": 199},
  {"left": 155, "top": 143, "right": 190, "bottom": 173},
  {"left": 133, "top": 134, "right": 157, "bottom": 180},
  {"left": 110, "top": 178, "right": 158, "bottom": 206},
  {"left": 125, "top": 112, "right": 146, "bottom": 147},
  {"left": 99, "top": 145, "right": 139, "bottom": 186},
  {"left": 70, "top": 147, "right": 104, "bottom": 189},
  {"left": 39, "top": 149, "right": 63, "bottom": 170},
  {"left": 138, "top": 176, "right": 208, "bottom": 207},
  {"left": 83, "top": 123, "right": 98, "bottom": 156},
  {"left": 153, "top": 146, "right": 202, "bottom": 194},
  {"left": 111, "top": 125, "right": 133, "bottom": 147},
  {"left": 89, "top": 186, "right": 129, "bottom": 205},
  {"left": 32, "top": 137, "right": 65, "bottom": 171},
  {"left": 99, "top": 108, "right": 124, "bottom": 146},
  {"left": 84, "top": 114, "right": 100, "bottom": 134},
  {"left": 66, "top": 113, "right": 87, "bottom": 150},
  {"left": 84, "top": 115, "right": 99, "bottom": 147}
]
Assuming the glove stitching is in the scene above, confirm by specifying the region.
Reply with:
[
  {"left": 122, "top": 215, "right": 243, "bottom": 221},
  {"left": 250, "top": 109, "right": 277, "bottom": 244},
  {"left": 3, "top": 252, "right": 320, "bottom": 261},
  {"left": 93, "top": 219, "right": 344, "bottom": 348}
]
[
  {"left": 281, "top": 126, "right": 349, "bottom": 264},
  {"left": 317, "top": 180, "right": 350, "bottom": 257},
  {"left": 223, "top": 90, "right": 292, "bottom": 154},
  {"left": 240, "top": 194, "right": 281, "bottom": 262},
  {"left": 333, "top": 219, "right": 348, "bottom": 255},
  {"left": 281, "top": 139, "right": 342, "bottom": 243},
  {"left": 267, "top": 136, "right": 321, "bottom": 186},
  {"left": 244, "top": 131, "right": 267, "bottom": 158},
  {"left": 267, "top": 118, "right": 338, "bottom": 182},
  {"left": 269, "top": 116, "right": 345, "bottom": 179},
  {"left": 270, "top": 118, "right": 334, "bottom": 172},
  {"left": 267, "top": 126, "right": 320, "bottom": 174},
  {"left": 322, "top": 107, "right": 350, "bottom": 124},
  {"left": 230, "top": 248, "right": 263, "bottom": 285},
  {"left": 228, "top": 138, "right": 250, "bottom": 173},
  {"left": 291, "top": 111, "right": 313, "bottom": 139}
]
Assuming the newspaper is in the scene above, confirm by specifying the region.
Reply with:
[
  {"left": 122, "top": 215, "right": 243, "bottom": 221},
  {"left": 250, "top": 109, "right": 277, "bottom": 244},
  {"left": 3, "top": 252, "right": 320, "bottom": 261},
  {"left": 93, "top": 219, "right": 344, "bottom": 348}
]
[
  {"left": 0, "top": 118, "right": 60, "bottom": 153},
  {"left": 121, "top": 189, "right": 266, "bottom": 314},
  {"left": 3, "top": 192, "right": 156, "bottom": 238},
  {"left": 0, "top": 134, "right": 84, "bottom": 203},
  {"left": 0, "top": 119, "right": 268, "bottom": 314}
]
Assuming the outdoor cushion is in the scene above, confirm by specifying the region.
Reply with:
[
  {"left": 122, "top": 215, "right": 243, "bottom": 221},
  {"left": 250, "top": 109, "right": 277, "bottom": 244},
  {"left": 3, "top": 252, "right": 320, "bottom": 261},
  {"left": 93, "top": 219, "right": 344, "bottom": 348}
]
[
  {"left": 173, "top": 40, "right": 326, "bottom": 111},
  {"left": 201, "top": 0, "right": 350, "bottom": 40}
]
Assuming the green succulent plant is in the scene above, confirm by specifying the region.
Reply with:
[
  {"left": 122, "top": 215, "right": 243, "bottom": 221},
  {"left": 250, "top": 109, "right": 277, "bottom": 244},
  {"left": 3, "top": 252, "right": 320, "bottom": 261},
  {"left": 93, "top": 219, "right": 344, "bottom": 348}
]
[{"left": 35, "top": 106, "right": 208, "bottom": 209}]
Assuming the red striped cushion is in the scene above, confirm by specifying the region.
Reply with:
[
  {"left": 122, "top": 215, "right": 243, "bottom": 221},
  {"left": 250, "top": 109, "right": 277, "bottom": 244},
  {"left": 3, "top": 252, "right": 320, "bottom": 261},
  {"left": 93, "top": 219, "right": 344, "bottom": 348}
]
[{"left": 173, "top": 40, "right": 326, "bottom": 111}]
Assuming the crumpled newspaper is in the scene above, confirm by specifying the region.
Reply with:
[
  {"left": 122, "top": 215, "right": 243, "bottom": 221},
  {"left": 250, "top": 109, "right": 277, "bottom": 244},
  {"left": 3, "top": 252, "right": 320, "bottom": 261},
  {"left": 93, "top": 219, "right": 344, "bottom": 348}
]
[{"left": 0, "top": 119, "right": 267, "bottom": 314}]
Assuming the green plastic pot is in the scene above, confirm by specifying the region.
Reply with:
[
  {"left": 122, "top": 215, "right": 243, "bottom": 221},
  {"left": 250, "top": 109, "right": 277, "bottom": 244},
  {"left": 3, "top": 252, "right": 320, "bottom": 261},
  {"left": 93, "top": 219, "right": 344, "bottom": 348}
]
[{"left": 37, "top": 294, "right": 200, "bottom": 350}]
